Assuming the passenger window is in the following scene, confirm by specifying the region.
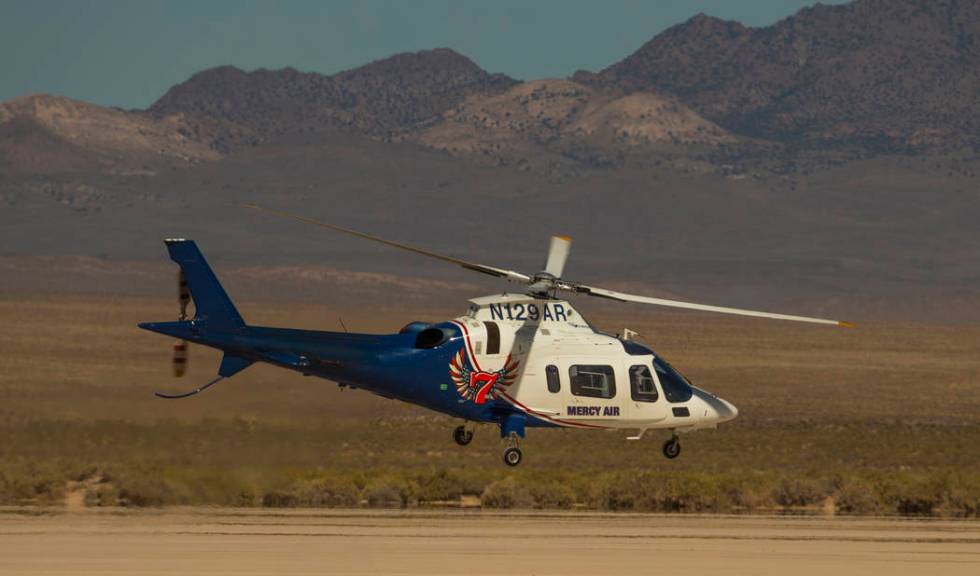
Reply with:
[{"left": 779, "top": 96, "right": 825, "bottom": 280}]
[
  {"left": 629, "top": 365, "right": 659, "bottom": 402},
  {"left": 546, "top": 365, "right": 560, "bottom": 393},
  {"left": 654, "top": 356, "right": 693, "bottom": 403},
  {"left": 569, "top": 365, "right": 616, "bottom": 399}
]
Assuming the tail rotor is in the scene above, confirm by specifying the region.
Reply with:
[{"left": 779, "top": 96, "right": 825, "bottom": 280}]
[{"left": 172, "top": 270, "right": 190, "bottom": 377}]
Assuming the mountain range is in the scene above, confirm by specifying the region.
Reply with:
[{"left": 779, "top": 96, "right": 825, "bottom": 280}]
[{"left": 4, "top": 0, "right": 978, "bottom": 176}]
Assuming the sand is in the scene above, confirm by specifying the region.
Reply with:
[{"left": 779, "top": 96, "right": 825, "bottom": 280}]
[{"left": 0, "top": 509, "right": 977, "bottom": 575}]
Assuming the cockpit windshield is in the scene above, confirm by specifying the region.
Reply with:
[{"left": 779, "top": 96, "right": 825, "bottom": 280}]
[{"left": 653, "top": 355, "right": 693, "bottom": 403}]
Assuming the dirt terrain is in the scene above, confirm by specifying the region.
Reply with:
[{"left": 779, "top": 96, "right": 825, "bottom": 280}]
[
  {"left": 0, "top": 509, "right": 977, "bottom": 575},
  {"left": 0, "top": 296, "right": 977, "bottom": 513}
]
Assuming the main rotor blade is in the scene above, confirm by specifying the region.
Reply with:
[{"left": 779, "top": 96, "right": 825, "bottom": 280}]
[
  {"left": 542, "top": 235, "right": 572, "bottom": 278},
  {"left": 242, "top": 204, "right": 532, "bottom": 284},
  {"left": 573, "top": 284, "right": 852, "bottom": 327}
]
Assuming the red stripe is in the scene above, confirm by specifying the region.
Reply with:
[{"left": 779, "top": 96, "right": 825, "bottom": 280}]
[
  {"left": 498, "top": 391, "right": 610, "bottom": 429},
  {"left": 450, "top": 320, "right": 482, "bottom": 372}
]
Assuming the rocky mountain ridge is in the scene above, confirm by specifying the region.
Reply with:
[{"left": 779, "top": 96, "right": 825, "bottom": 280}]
[
  {"left": 1, "top": 0, "right": 977, "bottom": 177},
  {"left": 577, "top": 0, "right": 980, "bottom": 150}
]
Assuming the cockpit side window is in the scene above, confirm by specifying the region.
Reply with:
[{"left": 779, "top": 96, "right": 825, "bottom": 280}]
[
  {"left": 653, "top": 356, "right": 693, "bottom": 403},
  {"left": 629, "top": 365, "right": 659, "bottom": 402}
]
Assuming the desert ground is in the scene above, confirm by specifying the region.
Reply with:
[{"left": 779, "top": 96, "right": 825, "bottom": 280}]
[
  {"left": 0, "top": 509, "right": 977, "bottom": 576},
  {"left": 1, "top": 295, "right": 978, "bottom": 515}
]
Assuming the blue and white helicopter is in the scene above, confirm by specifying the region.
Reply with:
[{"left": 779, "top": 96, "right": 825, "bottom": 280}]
[{"left": 140, "top": 205, "right": 849, "bottom": 466}]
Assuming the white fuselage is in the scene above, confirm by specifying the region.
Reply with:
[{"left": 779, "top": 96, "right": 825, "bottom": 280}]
[{"left": 451, "top": 294, "right": 738, "bottom": 434}]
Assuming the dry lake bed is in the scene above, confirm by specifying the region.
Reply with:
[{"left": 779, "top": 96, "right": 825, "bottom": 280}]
[{"left": 0, "top": 508, "right": 977, "bottom": 575}]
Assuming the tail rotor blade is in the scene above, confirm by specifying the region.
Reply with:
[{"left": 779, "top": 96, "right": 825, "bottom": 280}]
[
  {"left": 178, "top": 270, "right": 190, "bottom": 320},
  {"left": 173, "top": 270, "right": 190, "bottom": 378},
  {"left": 172, "top": 340, "right": 188, "bottom": 377}
]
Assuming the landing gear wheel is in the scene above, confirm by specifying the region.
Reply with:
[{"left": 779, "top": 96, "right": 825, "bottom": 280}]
[
  {"left": 453, "top": 425, "right": 474, "bottom": 446},
  {"left": 662, "top": 437, "right": 681, "bottom": 459},
  {"left": 503, "top": 446, "right": 523, "bottom": 467}
]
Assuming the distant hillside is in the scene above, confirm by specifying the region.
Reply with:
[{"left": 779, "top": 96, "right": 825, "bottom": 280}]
[
  {"left": 412, "top": 79, "right": 734, "bottom": 169},
  {"left": 148, "top": 48, "right": 517, "bottom": 147},
  {"left": 576, "top": 0, "right": 980, "bottom": 150},
  {"left": 0, "top": 94, "right": 220, "bottom": 175}
]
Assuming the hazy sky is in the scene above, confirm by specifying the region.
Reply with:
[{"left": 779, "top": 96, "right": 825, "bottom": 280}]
[{"left": 1, "top": 0, "right": 846, "bottom": 109}]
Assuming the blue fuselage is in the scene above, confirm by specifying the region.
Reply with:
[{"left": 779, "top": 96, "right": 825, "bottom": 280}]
[{"left": 139, "top": 319, "right": 548, "bottom": 427}]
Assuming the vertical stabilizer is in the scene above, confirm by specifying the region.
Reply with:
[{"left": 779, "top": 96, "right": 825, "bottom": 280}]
[{"left": 164, "top": 239, "right": 245, "bottom": 331}]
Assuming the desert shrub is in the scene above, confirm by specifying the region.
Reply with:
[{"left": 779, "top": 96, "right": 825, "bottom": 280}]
[
  {"left": 593, "top": 473, "right": 730, "bottom": 513},
  {"left": 480, "top": 477, "right": 534, "bottom": 509},
  {"left": 261, "top": 490, "right": 298, "bottom": 508},
  {"left": 834, "top": 478, "right": 884, "bottom": 515},
  {"left": 718, "top": 475, "right": 774, "bottom": 511},
  {"left": 935, "top": 472, "right": 980, "bottom": 517},
  {"left": 635, "top": 474, "right": 727, "bottom": 513},
  {"left": 528, "top": 480, "right": 576, "bottom": 509},
  {"left": 774, "top": 477, "right": 826, "bottom": 508},
  {"left": 891, "top": 489, "right": 940, "bottom": 515},
  {"left": 117, "top": 476, "right": 171, "bottom": 507},
  {"left": 883, "top": 483, "right": 939, "bottom": 516},
  {"left": 0, "top": 464, "right": 70, "bottom": 505},
  {"left": 84, "top": 483, "right": 120, "bottom": 507},
  {"left": 264, "top": 474, "right": 360, "bottom": 508},
  {"left": 365, "top": 476, "right": 417, "bottom": 508},
  {"left": 159, "top": 468, "right": 258, "bottom": 506},
  {"left": 592, "top": 474, "right": 638, "bottom": 511},
  {"left": 413, "top": 469, "right": 465, "bottom": 503},
  {"left": 0, "top": 471, "right": 37, "bottom": 504},
  {"left": 877, "top": 474, "right": 947, "bottom": 516}
]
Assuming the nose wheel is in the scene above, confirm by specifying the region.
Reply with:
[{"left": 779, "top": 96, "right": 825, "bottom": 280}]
[
  {"left": 662, "top": 436, "right": 681, "bottom": 459},
  {"left": 453, "top": 424, "right": 474, "bottom": 446},
  {"left": 502, "top": 432, "right": 523, "bottom": 467}
]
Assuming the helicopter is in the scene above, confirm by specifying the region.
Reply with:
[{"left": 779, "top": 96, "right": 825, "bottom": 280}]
[{"left": 139, "top": 205, "right": 850, "bottom": 466}]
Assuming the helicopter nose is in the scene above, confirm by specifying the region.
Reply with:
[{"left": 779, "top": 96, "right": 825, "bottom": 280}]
[
  {"left": 691, "top": 387, "right": 739, "bottom": 424},
  {"left": 714, "top": 397, "right": 738, "bottom": 423}
]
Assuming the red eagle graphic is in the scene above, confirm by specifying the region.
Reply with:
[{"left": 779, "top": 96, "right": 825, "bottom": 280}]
[{"left": 449, "top": 348, "right": 519, "bottom": 404}]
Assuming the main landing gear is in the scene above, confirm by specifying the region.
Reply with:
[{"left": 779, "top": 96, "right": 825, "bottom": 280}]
[
  {"left": 500, "top": 413, "right": 526, "bottom": 467},
  {"left": 503, "top": 433, "right": 523, "bottom": 467},
  {"left": 453, "top": 424, "right": 474, "bottom": 446},
  {"left": 662, "top": 435, "right": 681, "bottom": 459}
]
